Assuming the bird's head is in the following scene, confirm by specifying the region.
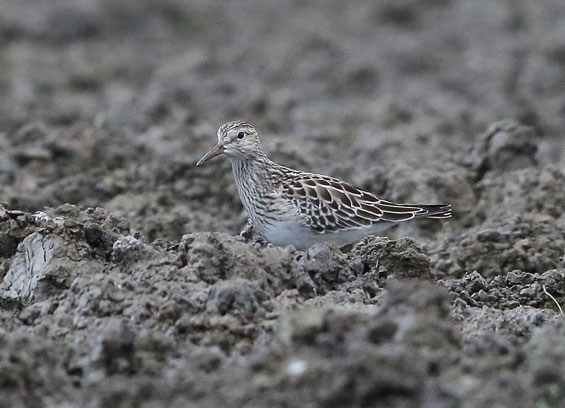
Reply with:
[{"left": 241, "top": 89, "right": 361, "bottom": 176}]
[{"left": 196, "top": 121, "right": 263, "bottom": 166}]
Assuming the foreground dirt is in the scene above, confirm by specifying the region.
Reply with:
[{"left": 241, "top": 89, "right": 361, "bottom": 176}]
[{"left": 0, "top": 0, "right": 564, "bottom": 407}]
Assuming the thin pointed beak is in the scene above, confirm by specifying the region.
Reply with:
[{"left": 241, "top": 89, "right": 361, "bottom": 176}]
[{"left": 196, "top": 143, "right": 224, "bottom": 166}]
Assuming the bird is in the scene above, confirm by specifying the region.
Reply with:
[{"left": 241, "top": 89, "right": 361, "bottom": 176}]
[{"left": 196, "top": 120, "right": 451, "bottom": 250}]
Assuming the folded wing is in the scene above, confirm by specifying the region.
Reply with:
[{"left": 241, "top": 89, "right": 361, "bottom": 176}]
[{"left": 281, "top": 175, "right": 451, "bottom": 233}]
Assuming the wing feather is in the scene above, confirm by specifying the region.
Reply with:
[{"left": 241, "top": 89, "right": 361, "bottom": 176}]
[{"left": 282, "top": 174, "right": 451, "bottom": 233}]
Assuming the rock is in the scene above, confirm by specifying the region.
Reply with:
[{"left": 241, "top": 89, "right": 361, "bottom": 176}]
[
  {"left": 0, "top": 232, "right": 18, "bottom": 258},
  {"left": 463, "top": 271, "right": 489, "bottom": 293},
  {"left": 476, "top": 165, "right": 565, "bottom": 219},
  {"left": 84, "top": 222, "right": 116, "bottom": 256},
  {"left": 1, "top": 0, "right": 565, "bottom": 406},
  {"left": 351, "top": 236, "right": 432, "bottom": 280},
  {"left": 180, "top": 232, "right": 317, "bottom": 297},
  {"left": 111, "top": 235, "right": 149, "bottom": 264},
  {"left": 468, "top": 119, "right": 538, "bottom": 178},
  {"left": 433, "top": 214, "right": 565, "bottom": 278},
  {"left": 302, "top": 244, "right": 356, "bottom": 286},
  {"left": 439, "top": 269, "right": 565, "bottom": 310},
  {"left": 0, "top": 232, "right": 102, "bottom": 302}
]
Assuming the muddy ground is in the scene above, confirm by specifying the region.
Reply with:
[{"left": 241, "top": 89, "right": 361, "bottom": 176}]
[{"left": 0, "top": 0, "right": 564, "bottom": 407}]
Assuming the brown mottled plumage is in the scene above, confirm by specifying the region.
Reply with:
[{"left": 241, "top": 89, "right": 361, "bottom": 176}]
[{"left": 197, "top": 121, "right": 451, "bottom": 249}]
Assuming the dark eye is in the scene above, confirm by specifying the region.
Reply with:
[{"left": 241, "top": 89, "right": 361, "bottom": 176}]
[{"left": 237, "top": 131, "right": 245, "bottom": 139}]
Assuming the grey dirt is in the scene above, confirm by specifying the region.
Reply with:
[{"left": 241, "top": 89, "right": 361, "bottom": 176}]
[{"left": 0, "top": 1, "right": 564, "bottom": 407}]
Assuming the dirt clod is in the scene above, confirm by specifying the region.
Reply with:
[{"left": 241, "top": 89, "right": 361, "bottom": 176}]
[{"left": 1, "top": 1, "right": 565, "bottom": 406}]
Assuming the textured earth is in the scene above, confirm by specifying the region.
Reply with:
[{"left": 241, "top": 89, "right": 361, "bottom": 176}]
[{"left": 0, "top": 1, "right": 564, "bottom": 407}]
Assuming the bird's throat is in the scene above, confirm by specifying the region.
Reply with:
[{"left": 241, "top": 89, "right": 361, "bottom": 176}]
[{"left": 231, "top": 157, "right": 278, "bottom": 225}]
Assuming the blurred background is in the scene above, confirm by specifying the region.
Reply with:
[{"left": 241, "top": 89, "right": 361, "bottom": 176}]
[{"left": 0, "top": 0, "right": 564, "bottom": 240}]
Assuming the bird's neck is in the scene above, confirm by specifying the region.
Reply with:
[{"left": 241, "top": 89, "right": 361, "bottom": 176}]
[
  {"left": 230, "top": 154, "right": 277, "bottom": 193},
  {"left": 229, "top": 154, "right": 283, "bottom": 228}
]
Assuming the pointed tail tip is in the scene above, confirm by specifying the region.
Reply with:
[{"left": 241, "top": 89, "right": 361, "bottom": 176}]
[{"left": 426, "top": 203, "right": 452, "bottom": 219}]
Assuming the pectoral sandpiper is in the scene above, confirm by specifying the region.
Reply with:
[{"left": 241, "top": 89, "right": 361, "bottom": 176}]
[{"left": 197, "top": 121, "right": 451, "bottom": 250}]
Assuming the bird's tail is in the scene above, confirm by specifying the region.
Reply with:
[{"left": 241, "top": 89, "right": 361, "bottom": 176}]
[{"left": 416, "top": 204, "right": 452, "bottom": 219}]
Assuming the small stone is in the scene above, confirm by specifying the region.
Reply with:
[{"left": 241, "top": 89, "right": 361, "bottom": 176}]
[
  {"left": 463, "top": 271, "right": 488, "bottom": 293},
  {"left": 468, "top": 119, "right": 538, "bottom": 176},
  {"left": 505, "top": 270, "right": 524, "bottom": 286}
]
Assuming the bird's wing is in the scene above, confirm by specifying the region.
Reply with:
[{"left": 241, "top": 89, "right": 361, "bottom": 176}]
[{"left": 281, "top": 175, "right": 438, "bottom": 233}]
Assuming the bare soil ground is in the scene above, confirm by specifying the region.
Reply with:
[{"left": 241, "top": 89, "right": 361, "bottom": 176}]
[{"left": 0, "top": 1, "right": 564, "bottom": 407}]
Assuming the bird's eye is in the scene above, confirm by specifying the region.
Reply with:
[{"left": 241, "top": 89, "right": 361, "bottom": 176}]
[{"left": 237, "top": 132, "right": 245, "bottom": 139}]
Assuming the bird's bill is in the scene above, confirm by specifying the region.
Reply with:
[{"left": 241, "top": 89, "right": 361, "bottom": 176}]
[{"left": 196, "top": 143, "right": 224, "bottom": 166}]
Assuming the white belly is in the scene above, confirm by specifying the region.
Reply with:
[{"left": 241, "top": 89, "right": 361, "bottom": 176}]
[{"left": 261, "top": 220, "right": 395, "bottom": 250}]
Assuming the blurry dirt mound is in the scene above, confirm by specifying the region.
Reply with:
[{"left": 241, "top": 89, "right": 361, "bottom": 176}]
[
  {"left": 1, "top": 204, "right": 564, "bottom": 407},
  {"left": 0, "top": 205, "right": 460, "bottom": 406},
  {"left": 467, "top": 119, "right": 539, "bottom": 177},
  {"left": 350, "top": 236, "right": 432, "bottom": 280},
  {"left": 441, "top": 269, "right": 565, "bottom": 310},
  {"left": 1, "top": 0, "right": 565, "bottom": 406},
  {"left": 432, "top": 214, "right": 565, "bottom": 278},
  {"left": 475, "top": 165, "right": 565, "bottom": 220}
]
